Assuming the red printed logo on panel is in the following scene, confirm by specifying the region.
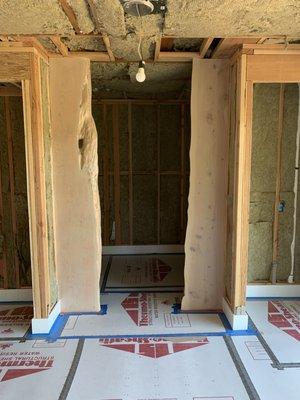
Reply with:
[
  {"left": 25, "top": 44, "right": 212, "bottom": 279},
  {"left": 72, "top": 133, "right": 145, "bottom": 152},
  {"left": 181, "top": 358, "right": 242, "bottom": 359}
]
[
  {"left": 151, "top": 258, "right": 172, "bottom": 283},
  {"left": 121, "top": 293, "right": 158, "bottom": 326},
  {"left": 0, "top": 343, "right": 54, "bottom": 382},
  {"left": 99, "top": 337, "right": 209, "bottom": 358},
  {"left": 268, "top": 301, "right": 300, "bottom": 341}
]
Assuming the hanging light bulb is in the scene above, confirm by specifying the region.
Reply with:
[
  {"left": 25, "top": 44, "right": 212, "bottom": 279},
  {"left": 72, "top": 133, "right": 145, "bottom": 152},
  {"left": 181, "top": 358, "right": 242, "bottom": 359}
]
[{"left": 136, "top": 60, "right": 146, "bottom": 83}]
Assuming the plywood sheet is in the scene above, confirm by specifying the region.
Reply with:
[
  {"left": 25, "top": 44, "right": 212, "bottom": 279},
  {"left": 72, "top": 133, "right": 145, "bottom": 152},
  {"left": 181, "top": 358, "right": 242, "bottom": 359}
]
[
  {"left": 50, "top": 58, "right": 101, "bottom": 312},
  {"left": 182, "top": 60, "right": 229, "bottom": 310}
]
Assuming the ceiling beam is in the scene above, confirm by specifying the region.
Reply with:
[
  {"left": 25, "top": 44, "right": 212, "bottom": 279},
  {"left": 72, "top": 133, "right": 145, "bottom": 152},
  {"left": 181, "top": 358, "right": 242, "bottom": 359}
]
[
  {"left": 157, "top": 51, "right": 199, "bottom": 62},
  {"left": 58, "top": 0, "right": 81, "bottom": 34},
  {"left": 211, "top": 37, "right": 261, "bottom": 58},
  {"left": 50, "top": 36, "right": 69, "bottom": 56},
  {"left": 102, "top": 35, "right": 115, "bottom": 62},
  {"left": 12, "top": 36, "right": 50, "bottom": 60},
  {"left": 68, "top": 51, "right": 110, "bottom": 62},
  {"left": 199, "top": 37, "right": 213, "bottom": 58}
]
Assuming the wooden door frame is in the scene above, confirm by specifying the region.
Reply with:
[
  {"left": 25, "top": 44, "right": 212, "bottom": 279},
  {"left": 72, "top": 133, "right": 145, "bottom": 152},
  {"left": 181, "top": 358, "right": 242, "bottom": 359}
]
[
  {"left": 0, "top": 47, "right": 51, "bottom": 318},
  {"left": 230, "top": 49, "right": 300, "bottom": 313}
]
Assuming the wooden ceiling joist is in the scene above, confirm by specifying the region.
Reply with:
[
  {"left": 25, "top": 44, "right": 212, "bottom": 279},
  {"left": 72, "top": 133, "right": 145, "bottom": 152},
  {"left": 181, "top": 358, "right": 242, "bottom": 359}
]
[
  {"left": 160, "top": 37, "right": 175, "bottom": 51},
  {"left": 157, "top": 51, "right": 200, "bottom": 62},
  {"left": 199, "top": 37, "right": 213, "bottom": 58},
  {"left": 58, "top": 0, "right": 81, "bottom": 34},
  {"left": 102, "top": 35, "right": 115, "bottom": 62},
  {"left": 211, "top": 37, "right": 261, "bottom": 58},
  {"left": 50, "top": 36, "right": 69, "bottom": 56},
  {"left": 68, "top": 51, "right": 110, "bottom": 62},
  {"left": 8, "top": 36, "right": 50, "bottom": 61}
]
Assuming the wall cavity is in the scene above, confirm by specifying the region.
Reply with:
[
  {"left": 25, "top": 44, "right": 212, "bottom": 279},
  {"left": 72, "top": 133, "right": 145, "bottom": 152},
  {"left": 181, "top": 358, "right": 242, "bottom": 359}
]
[
  {"left": 249, "top": 83, "right": 300, "bottom": 283},
  {"left": 0, "top": 96, "right": 31, "bottom": 289},
  {"left": 93, "top": 101, "right": 190, "bottom": 246}
]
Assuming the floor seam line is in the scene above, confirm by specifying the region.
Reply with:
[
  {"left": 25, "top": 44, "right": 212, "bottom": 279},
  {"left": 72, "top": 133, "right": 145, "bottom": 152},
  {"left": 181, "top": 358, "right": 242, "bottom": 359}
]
[
  {"left": 58, "top": 338, "right": 84, "bottom": 400},
  {"left": 224, "top": 336, "right": 261, "bottom": 400}
]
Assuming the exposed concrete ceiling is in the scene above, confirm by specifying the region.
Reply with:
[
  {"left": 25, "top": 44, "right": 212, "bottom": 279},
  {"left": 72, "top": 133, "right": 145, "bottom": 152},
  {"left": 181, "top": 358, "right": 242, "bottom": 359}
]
[{"left": 0, "top": 0, "right": 299, "bottom": 98}]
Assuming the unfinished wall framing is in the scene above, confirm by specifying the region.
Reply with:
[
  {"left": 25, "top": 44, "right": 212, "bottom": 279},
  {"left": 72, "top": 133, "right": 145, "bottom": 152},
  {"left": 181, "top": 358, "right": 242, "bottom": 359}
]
[
  {"left": 93, "top": 100, "right": 190, "bottom": 247},
  {"left": 0, "top": 46, "right": 58, "bottom": 319},
  {"left": 226, "top": 51, "right": 300, "bottom": 315},
  {"left": 249, "top": 83, "right": 300, "bottom": 284}
]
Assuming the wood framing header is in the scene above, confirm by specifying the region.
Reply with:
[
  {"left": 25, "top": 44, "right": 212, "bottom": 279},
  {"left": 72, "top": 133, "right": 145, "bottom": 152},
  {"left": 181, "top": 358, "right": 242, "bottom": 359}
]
[
  {"left": 0, "top": 52, "right": 31, "bottom": 81},
  {"left": 246, "top": 54, "right": 300, "bottom": 82}
]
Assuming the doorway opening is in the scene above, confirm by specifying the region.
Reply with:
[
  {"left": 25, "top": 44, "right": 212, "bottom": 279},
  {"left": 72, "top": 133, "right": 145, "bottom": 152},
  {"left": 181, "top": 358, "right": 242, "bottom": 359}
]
[{"left": 91, "top": 62, "right": 191, "bottom": 303}]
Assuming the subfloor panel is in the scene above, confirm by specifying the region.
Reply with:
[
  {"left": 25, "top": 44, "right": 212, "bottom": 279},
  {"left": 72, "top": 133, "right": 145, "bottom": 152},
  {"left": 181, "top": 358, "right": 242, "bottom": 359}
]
[
  {"left": 66, "top": 336, "right": 250, "bottom": 400},
  {"left": 103, "top": 254, "right": 184, "bottom": 292},
  {"left": 0, "top": 339, "right": 78, "bottom": 400},
  {"left": 247, "top": 300, "right": 300, "bottom": 363},
  {"left": 232, "top": 335, "right": 300, "bottom": 400},
  {"left": 61, "top": 292, "right": 225, "bottom": 337},
  {"left": 0, "top": 304, "right": 33, "bottom": 339}
]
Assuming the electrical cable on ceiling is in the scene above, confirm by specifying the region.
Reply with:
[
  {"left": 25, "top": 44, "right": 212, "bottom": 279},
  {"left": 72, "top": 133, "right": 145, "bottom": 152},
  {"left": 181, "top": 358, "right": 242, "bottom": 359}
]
[{"left": 135, "top": 5, "right": 146, "bottom": 82}]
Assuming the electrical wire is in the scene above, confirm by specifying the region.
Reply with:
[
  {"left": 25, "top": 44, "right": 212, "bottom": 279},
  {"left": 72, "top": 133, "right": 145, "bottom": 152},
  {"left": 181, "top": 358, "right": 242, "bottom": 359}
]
[{"left": 136, "top": 2, "right": 144, "bottom": 61}]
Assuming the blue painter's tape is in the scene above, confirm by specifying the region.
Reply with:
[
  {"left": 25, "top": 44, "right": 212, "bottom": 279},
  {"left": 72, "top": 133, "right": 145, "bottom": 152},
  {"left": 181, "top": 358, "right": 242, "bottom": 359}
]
[
  {"left": 63, "top": 304, "right": 108, "bottom": 317},
  {"left": 219, "top": 312, "right": 232, "bottom": 331},
  {"left": 104, "top": 290, "right": 184, "bottom": 294},
  {"left": 25, "top": 313, "right": 69, "bottom": 341},
  {"left": 171, "top": 303, "right": 182, "bottom": 314},
  {"left": 247, "top": 297, "right": 300, "bottom": 301},
  {"left": 47, "top": 330, "right": 258, "bottom": 340}
]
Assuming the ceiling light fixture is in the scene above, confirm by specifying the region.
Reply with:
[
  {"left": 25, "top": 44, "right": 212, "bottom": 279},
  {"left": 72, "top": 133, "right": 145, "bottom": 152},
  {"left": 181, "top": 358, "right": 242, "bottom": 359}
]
[
  {"left": 136, "top": 60, "right": 146, "bottom": 82},
  {"left": 123, "top": 0, "right": 154, "bottom": 16}
]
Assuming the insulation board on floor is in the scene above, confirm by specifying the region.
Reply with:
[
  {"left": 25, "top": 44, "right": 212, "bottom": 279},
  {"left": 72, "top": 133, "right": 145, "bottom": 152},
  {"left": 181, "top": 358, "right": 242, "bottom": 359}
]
[
  {"left": 66, "top": 336, "right": 250, "bottom": 400},
  {"left": 247, "top": 299, "right": 300, "bottom": 363},
  {"left": 104, "top": 254, "right": 184, "bottom": 292},
  {"left": 232, "top": 336, "right": 300, "bottom": 400},
  {"left": 0, "top": 339, "right": 78, "bottom": 400},
  {"left": 0, "top": 304, "right": 33, "bottom": 339},
  {"left": 61, "top": 292, "right": 225, "bottom": 337}
]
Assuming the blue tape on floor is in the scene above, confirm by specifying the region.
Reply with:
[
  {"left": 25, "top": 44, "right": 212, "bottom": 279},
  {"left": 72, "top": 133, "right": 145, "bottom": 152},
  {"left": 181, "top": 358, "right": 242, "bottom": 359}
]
[
  {"left": 103, "top": 290, "right": 184, "bottom": 294},
  {"left": 43, "top": 330, "right": 258, "bottom": 340},
  {"left": 171, "top": 303, "right": 256, "bottom": 335},
  {"left": 26, "top": 313, "right": 68, "bottom": 341},
  {"left": 26, "top": 305, "right": 108, "bottom": 342},
  {"left": 247, "top": 297, "right": 300, "bottom": 301},
  {"left": 102, "top": 252, "right": 185, "bottom": 256},
  {"left": 64, "top": 304, "right": 108, "bottom": 316}
]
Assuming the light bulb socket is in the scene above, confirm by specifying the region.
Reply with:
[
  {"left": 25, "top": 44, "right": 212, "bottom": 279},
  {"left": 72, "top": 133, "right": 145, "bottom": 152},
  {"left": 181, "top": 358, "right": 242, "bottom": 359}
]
[{"left": 138, "top": 60, "right": 145, "bottom": 68}]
